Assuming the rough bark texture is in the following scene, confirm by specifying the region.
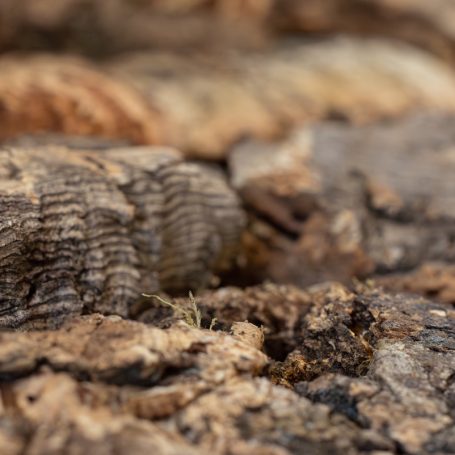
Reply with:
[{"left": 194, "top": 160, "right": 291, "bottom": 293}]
[
  {"left": 0, "top": 284, "right": 453, "bottom": 454},
  {"left": 0, "top": 146, "right": 244, "bottom": 329},
  {"left": 3, "top": 0, "right": 455, "bottom": 65},
  {"left": 228, "top": 112, "right": 455, "bottom": 289},
  {"left": 3, "top": 39, "right": 455, "bottom": 158},
  {"left": 377, "top": 262, "right": 455, "bottom": 305},
  {"left": 1, "top": 2, "right": 455, "bottom": 454},
  {"left": 0, "top": 56, "right": 160, "bottom": 145},
  {"left": 2, "top": 40, "right": 455, "bottom": 159},
  {"left": 108, "top": 38, "right": 455, "bottom": 159}
]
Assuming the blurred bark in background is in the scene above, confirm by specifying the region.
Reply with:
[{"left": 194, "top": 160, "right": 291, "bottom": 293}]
[{"left": 0, "top": 0, "right": 273, "bottom": 55}]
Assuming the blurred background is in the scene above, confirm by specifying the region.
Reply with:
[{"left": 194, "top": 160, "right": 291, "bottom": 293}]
[{"left": 2, "top": 0, "right": 455, "bottom": 302}]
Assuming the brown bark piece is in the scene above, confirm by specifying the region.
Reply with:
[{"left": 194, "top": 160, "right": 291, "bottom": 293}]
[
  {"left": 293, "top": 284, "right": 455, "bottom": 453},
  {"left": 0, "top": 284, "right": 453, "bottom": 454},
  {"left": 108, "top": 38, "right": 455, "bottom": 159},
  {"left": 271, "top": 283, "right": 454, "bottom": 452},
  {"left": 0, "top": 314, "right": 267, "bottom": 385},
  {"left": 229, "top": 113, "right": 455, "bottom": 288},
  {"left": 0, "top": 146, "right": 244, "bottom": 329},
  {"left": 2, "top": 39, "right": 455, "bottom": 159},
  {"left": 0, "top": 313, "right": 267, "bottom": 455},
  {"left": 0, "top": 56, "right": 160, "bottom": 145}
]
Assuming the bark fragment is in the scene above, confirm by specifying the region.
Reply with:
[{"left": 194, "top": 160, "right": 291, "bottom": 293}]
[
  {"left": 108, "top": 38, "right": 455, "bottom": 159},
  {"left": 0, "top": 146, "right": 244, "bottom": 329},
  {"left": 229, "top": 113, "right": 455, "bottom": 288},
  {"left": 377, "top": 262, "right": 455, "bottom": 305},
  {"left": 0, "top": 56, "right": 160, "bottom": 145},
  {"left": 0, "top": 0, "right": 272, "bottom": 55},
  {"left": 0, "top": 284, "right": 453, "bottom": 454}
]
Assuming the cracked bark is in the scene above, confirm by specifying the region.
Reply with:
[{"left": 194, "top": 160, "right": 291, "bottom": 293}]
[
  {"left": 0, "top": 146, "right": 244, "bottom": 329},
  {"left": 228, "top": 112, "right": 455, "bottom": 293},
  {"left": 0, "top": 284, "right": 453, "bottom": 454}
]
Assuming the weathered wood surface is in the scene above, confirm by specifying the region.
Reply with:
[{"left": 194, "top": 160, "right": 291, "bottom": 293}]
[
  {"left": 0, "top": 146, "right": 244, "bottom": 329},
  {"left": 228, "top": 112, "right": 455, "bottom": 290},
  {"left": 0, "top": 284, "right": 453, "bottom": 454}
]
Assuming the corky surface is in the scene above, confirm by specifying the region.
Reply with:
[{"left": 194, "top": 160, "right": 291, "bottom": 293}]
[
  {"left": 0, "top": 146, "right": 244, "bottom": 329},
  {"left": 0, "top": 285, "right": 453, "bottom": 454}
]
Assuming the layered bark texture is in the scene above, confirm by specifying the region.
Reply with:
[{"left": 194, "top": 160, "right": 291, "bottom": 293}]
[
  {"left": 0, "top": 1, "right": 455, "bottom": 454},
  {"left": 229, "top": 113, "right": 455, "bottom": 291},
  {"left": 0, "top": 146, "right": 244, "bottom": 328},
  {"left": 0, "top": 285, "right": 453, "bottom": 454},
  {"left": 0, "top": 56, "right": 160, "bottom": 145},
  {"left": 3, "top": 39, "right": 455, "bottom": 158},
  {"left": 107, "top": 38, "right": 455, "bottom": 158},
  {"left": 0, "top": 0, "right": 273, "bottom": 55},
  {"left": 274, "top": 0, "right": 455, "bottom": 64}
]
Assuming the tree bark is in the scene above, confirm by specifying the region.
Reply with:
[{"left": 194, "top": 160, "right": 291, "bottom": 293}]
[
  {"left": 0, "top": 283, "right": 453, "bottom": 454},
  {"left": 228, "top": 112, "right": 455, "bottom": 292},
  {"left": 0, "top": 146, "right": 244, "bottom": 329}
]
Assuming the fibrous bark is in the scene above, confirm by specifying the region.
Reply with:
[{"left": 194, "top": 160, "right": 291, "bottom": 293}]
[{"left": 0, "top": 146, "right": 244, "bottom": 329}]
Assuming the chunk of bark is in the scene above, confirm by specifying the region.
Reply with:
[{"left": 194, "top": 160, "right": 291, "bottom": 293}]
[
  {"left": 0, "top": 314, "right": 267, "bottom": 384},
  {"left": 0, "top": 285, "right": 454, "bottom": 454},
  {"left": 228, "top": 112, "right": 455, "bottom": 288},
  {"left": 3, "top": 39, "right": 455, "bottom": 159},
  {"left": 0, "top": 56, "right": 160, "bottom": 145},
  {"left": 293, "top": 286, "right": 455, "bottom": 453},
  {"left": 274, "top": 0, "right": 455, "bottom": 65},
  {"left": 108, "top": 38, "right": 455, "bottom": 159},
  {"left": 0, "top": 313, "right": 267, "bottom": 455},
  {"left": 0, "top": 146, "right": 244, "bottom": 329},
  {"left": 1, "top": 372, "right": 206, "bottom": 455}
]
